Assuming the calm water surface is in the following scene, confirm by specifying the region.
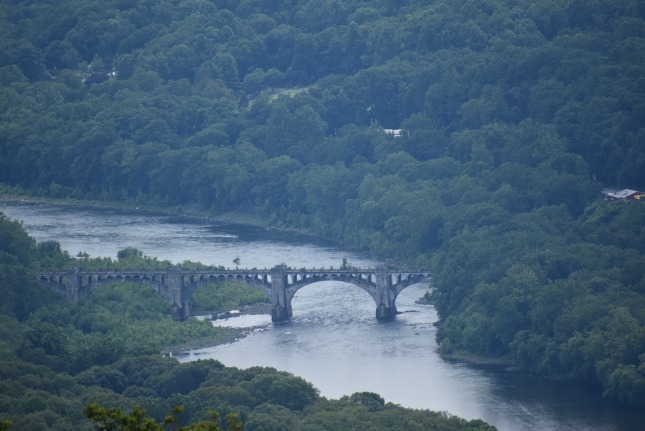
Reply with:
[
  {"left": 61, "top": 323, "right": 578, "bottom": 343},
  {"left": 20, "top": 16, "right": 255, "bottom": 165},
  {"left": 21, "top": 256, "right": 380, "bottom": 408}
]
[{"left": 2, "top": 201, "right": 643, "bottom": 431}]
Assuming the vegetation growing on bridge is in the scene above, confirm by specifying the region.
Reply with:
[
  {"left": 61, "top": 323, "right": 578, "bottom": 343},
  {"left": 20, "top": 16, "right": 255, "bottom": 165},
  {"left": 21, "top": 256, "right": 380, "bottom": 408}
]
[{"left": 1, "top": 0, "right": 645, "bottom": 415}]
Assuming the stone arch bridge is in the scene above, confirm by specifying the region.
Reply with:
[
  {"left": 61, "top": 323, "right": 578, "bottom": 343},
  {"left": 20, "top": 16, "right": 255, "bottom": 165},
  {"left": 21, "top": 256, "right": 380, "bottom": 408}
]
[{"left": 34, "top": 267, "right": 430, "bottom": 322}]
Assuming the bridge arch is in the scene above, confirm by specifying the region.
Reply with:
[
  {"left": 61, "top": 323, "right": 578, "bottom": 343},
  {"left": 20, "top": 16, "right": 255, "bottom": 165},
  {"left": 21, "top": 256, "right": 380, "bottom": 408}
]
[
  {"left": 82, "top": 274, "right": 167, "bottom": 298},
  {"left": 37, "top": 274, "right": 68, "bottom": 297},
  {"left": 283, "top": 274, "right": 379, "bottom": 305},
  {"left": 183, "top": 271, "right": 272, "bottom": 297}
]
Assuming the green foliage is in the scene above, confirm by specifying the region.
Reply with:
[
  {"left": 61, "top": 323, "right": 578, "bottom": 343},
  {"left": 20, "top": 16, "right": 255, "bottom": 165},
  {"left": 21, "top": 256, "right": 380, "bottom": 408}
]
[
  {"left": 190, "top": 281, "right": 268, "bottom": 314},
  {"left": 0, "top": 214, "right": 35, "bottom": 267},
  {"left": 348, "top": 391, "right": 385, "bottom": 411},
  {"left": 0, "top": 214, "right": 70, "bottom": 320},
  {"left": 302, "top": 396, "right": 498, "bottom": 431},
  {"left": 146, "top": 361, "right": 218, "bottom": 399},
  {"left": 69, "top": 282, "right": 225, "bottom": 357},
  {"left": 117, "top": 247, "right": 144, "bottom": 261},
  {"left": 25, "top": 320, "right": 68, "bottom": 354},
  {"left": 36, "top": 240, "right": 71, "bottom": 268},
  {"left": 84, "top": 402, "right": 242, "bottom": 431},
  {"left": 241, "top": 371, "right": 318, "bottom": 411}
]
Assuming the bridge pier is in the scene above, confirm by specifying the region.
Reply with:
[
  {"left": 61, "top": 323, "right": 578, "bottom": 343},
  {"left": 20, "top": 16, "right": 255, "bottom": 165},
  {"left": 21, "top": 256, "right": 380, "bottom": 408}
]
[
  {"left": 375, "top": 304, "right": 397, "bottom": 321},
  {"left": 375, "top": 267, "right": 397, "bottom": 321},
  {"left": 65, "top": 268, "right": 81, "bottom": 302},
  {"left": 269, "top": 268, "right": 292, "bottom": 322},
  {"left": 166, "top": 268, "right": 190, "bottom": 320}
]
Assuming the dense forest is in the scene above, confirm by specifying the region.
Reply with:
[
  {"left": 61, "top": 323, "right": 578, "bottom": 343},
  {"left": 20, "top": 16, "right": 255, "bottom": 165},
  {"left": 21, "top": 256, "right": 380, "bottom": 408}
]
[{"left": 1, "top": 0, "right": 644, "bottom": 423}]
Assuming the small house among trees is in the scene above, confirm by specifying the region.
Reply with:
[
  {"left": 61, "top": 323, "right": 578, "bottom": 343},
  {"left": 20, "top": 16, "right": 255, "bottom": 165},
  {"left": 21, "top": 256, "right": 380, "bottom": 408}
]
[
  {"left": 383, "top": 128, "right": 405, "bottom": 137},
  {"left": 603, "top": 189, "right": 645, "bottom": 201}
]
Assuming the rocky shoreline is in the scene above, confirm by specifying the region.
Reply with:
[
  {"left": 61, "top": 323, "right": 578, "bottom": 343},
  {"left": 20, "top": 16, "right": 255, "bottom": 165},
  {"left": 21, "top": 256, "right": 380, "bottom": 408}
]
[{"left": 209, "top": 302, "right": 273, "bottom": 319}]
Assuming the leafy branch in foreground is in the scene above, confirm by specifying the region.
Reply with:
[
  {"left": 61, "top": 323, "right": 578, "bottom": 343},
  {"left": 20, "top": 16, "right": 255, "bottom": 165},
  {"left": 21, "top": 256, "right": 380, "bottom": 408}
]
[{"left": 84, "top": 403, "right": 242, "bottom": 431}]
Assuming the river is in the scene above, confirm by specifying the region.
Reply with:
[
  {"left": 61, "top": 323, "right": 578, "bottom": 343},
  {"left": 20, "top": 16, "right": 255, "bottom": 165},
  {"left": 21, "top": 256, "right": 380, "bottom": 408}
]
[{"left": 2, "top": 200, "right": 643, "bottom": 431}]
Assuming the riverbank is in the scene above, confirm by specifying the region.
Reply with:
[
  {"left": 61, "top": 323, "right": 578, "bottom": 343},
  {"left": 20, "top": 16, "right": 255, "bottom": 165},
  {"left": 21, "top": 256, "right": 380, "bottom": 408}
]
[
  {"left": 164, "top": 302, "right": 273, "bottom": 355},
  {"left": 440, "top": 351, "right": 515, "bottom": 369}
]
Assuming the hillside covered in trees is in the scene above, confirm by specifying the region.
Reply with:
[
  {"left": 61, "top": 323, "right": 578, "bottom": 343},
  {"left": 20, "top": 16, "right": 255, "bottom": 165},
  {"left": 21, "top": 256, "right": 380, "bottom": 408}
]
[{"left": 1, "top": 0, "right": 645, "bottom": 415}]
